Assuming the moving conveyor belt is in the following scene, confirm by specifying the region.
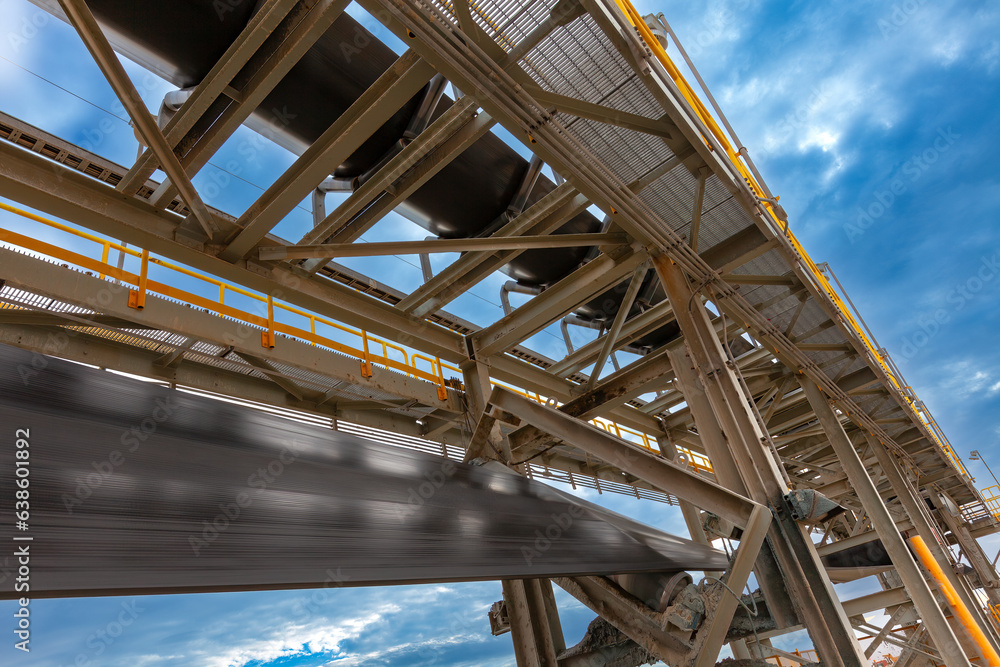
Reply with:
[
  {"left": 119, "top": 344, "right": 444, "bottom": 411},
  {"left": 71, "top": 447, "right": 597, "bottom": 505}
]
[{"left": 0, "top": 344, "right": 726, "bottom": 598}]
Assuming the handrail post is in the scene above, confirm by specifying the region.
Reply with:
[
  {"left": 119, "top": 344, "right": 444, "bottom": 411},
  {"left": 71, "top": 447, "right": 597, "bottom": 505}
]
[
  {"left": 360, "top": 330, "right": 372, "bottom": 377},
  {"left": 261, "top": 294, "right": 275, "bottom": 349},
  {"left": 127, "top": 248, "right": 149, "bottom": 309},
  {"left": 434, "top": 356, "right": 447, "bottom": 400}
]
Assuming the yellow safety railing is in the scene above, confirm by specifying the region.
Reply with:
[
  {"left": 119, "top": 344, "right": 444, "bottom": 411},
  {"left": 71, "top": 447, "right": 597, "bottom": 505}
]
[
  {"left": 613, "top": 0, "right": 969, "bottom": 480},
  {"left": 979, "top": 485, "right": 1000, "bottom": 522},
  {"left": 988, "top": 601, "right": 1000, "bottom": 628},
  {"left": 0, "top": 202, "right": 711, "bottom": 471},
  {"left": 0, "top": 202, "right": 451, "bottom": 398},
  {"left": 491, "top": 381, "right": 715, "bottom": 474}
]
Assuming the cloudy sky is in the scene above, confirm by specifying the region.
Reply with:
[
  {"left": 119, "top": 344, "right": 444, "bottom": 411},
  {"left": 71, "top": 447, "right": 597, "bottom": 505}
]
[{"left": 1, "top": 0, "right": 999, "bottom": 664}]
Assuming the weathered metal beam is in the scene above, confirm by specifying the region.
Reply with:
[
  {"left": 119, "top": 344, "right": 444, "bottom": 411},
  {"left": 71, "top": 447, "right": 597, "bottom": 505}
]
[
  {"left": 0, "top": 140, "right": 465, "bottom": 360},
  {"left": 57, "top": 0, "right": 217, "bottom": 237},
  {"left": 117, "top": 0, "right": 303, "bottom": 193},
  {"left": 297, "top": 96, "right": 488, "bottom": 248},
  {"left": 547, "top": 300, "right": 674, "bottom": 377},
  {"left": 799, "top": 377, "right": 971, "bottom": 666},
  {"left": 220, "top": 50, "right": 437, "bottom": 260},
  {"left": 526, "top": 85, "right": 678, "bottom": 139},
  {"left": 260, "top": 233, "right": 627, "bottom": 260},
  {"left": 586, "top": 259, "right": 647, "bottom": 390},
  {"left": 473, "top": 249, "right": 646, "bottom": 358},
  {"left": 864, "top": 606, "right": 910, "bottom": 660},
  {"left": 508, "top": 347, "right": 674, "bottom": 453},
  {"left": 396, "top": 182, "right": 589, "bottom": 317},
  {"left": 490, "top": 386, "right": 757, "bottom": 526}
]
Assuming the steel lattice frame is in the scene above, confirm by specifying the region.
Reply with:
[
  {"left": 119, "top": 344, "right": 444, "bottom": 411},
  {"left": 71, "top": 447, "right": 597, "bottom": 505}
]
[{"left": 1, "top": 0, "right": 999, "bottom": 664}]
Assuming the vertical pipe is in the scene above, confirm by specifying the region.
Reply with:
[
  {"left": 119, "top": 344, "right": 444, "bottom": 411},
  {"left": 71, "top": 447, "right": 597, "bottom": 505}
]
[
  {"left": 866, "top": 434, "right": 1000, "bottom": 654},
  {"left": 911, "top": 535, "right": 1000, "bottom": 665}
]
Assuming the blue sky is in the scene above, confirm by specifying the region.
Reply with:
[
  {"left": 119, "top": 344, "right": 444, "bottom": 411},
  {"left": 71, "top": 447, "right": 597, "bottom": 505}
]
[{"left": 1, "top": 0, "right": 999, "bottom": 664}]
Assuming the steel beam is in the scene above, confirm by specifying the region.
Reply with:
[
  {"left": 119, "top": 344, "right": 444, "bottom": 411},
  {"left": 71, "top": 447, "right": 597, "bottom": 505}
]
[
  {"left": 525, "top": 85, "right": 678, "bottom": 139},
  {"left": 489, "top": 386, "right": 758, "bottom": 526},
  {"left": 554, "top": 576, "right": 689, "bottom": 665},
  {"left": 507, "top": 347, "right": 674, "bottom": 455},
  {"left": 585, "top": 259, "right": 647, "bottom": 390},
  {"left": 57, "top": 0, "right": 217, "bottom": 237},
  {"left": 396, "top": 183, "right": 590, "bottom": 317},
  {"left": 487, "top": 391, "right": 771, "bottom": 667},
  {"left": 297, "top": 96, "right": 488, "bottom": 245},
  {"left": 220, "top": 51, "right": 437, "bottom": 260},
  {"left": 472, "top": 249, "right": 645, "bottom": 358},
  {"left": 547, "top": 300, "right": 674, "bottom": 377},
  {"left": 0, "top": 140, "right": 465, "bottom": 360},
  {"left": 117, "top": 0, "right": 302, "bottom": 194},
  {"left": 260, "top": 233, "right": 626, "bottom": 260}
]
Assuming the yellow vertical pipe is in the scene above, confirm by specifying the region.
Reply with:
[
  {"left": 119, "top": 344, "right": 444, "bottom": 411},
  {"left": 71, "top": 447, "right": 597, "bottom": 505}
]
[{"left": 910, "top": 535, "right": 1000, "bottom": 665}]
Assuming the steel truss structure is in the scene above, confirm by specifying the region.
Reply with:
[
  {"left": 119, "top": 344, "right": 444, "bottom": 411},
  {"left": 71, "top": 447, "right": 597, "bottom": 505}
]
[{"left": 2, "top": 0, "right": 1000, "bottom": 664}]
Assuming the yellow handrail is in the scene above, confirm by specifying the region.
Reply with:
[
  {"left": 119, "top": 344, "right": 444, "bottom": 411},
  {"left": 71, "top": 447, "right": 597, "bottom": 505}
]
[
  {"left": 0, "top": 203, "right": 449, "bottom": 389},
  {"left": 0, "top": 202, "right": 715, "bottom": 473},
  {"left": 612, "top": 1, "right": 968, "bottom": 479}
]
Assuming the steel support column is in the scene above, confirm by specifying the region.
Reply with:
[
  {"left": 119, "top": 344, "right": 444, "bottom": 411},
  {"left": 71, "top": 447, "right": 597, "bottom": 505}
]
[
  {"left": 460, "top": 342, "right": 562, "bottom": 667},
  {"left": 664, "top": 342, "right": 796, "bottom": 629},
  {"left": 654, "top": 254, "right": 865, "bottom": 666},
  {"left": 799, "top": 377, "right": 972, "bottom": 667},
  {"left": 503, "top": 579, "right": 560, "bottom": 667}
]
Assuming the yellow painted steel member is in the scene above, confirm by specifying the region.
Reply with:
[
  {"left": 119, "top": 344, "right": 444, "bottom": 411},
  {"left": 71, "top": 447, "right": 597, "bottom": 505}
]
[{"left": 910, "top": 535, "right": 1000, "bottom": 665}]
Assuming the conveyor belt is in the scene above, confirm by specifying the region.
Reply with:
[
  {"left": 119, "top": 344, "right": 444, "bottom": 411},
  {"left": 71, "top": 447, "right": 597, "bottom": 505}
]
[{"left": 0, "top": 344, "right": 726, "bottom": 598}]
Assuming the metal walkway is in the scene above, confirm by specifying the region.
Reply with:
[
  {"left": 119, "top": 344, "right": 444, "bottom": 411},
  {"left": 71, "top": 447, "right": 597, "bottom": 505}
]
[{"left": 1, "top": 0, "right": 999, "bottom": 664}]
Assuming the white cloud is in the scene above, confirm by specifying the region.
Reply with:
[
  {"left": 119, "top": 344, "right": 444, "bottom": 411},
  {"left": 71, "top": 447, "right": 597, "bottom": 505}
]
[
  {"left": 937, "top": 361, "right": 1000, "bottom": 400},
  {"left": 201, "top": 605, "right": 398, "bottom": 667}
]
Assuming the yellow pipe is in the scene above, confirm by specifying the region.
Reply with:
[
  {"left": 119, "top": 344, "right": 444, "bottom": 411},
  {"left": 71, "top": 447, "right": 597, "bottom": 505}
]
[{"left": 910, "top": 535, "right": 1000, "bottom": 665}]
